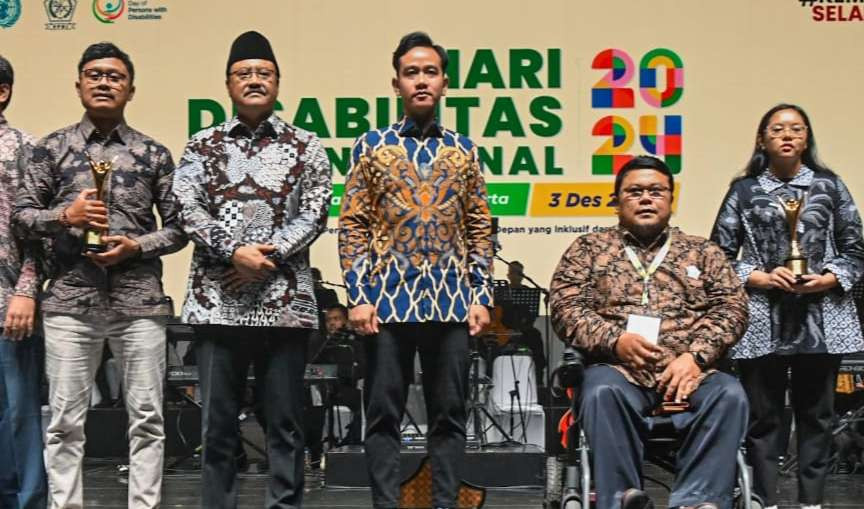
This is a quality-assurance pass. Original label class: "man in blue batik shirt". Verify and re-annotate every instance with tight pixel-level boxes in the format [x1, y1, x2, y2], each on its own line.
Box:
[338, 31, 494, 509]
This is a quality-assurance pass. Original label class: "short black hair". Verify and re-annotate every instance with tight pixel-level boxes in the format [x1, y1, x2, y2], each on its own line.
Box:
[614, 155, 674, 197]
[392, 31, 448, 74]
[0, 54, 13, 111]
[78, 42, 135, 83]
[325, 303, 348, 317]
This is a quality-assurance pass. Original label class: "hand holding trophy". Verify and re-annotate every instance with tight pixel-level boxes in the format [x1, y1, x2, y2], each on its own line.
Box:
[778, 192, 807, 283]
[84, 155, 112, 253]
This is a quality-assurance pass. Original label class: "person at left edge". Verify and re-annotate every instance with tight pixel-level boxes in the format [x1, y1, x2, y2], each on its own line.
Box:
[0, 53, 48, 509]
[13, 42, 187, 509]
[173, 31, 332, 509]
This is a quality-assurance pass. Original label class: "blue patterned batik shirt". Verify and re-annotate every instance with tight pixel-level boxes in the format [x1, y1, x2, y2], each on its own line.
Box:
[338, 117, 494, 323]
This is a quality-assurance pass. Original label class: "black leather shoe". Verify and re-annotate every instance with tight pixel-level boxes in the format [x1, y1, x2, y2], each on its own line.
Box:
[621, 488, 654, 509]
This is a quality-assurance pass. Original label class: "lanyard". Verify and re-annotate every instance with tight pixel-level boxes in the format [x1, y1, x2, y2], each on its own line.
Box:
[624, 236, 672, 306]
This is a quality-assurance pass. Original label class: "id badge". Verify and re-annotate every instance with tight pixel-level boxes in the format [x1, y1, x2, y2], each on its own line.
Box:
[626, 314, 661, 344]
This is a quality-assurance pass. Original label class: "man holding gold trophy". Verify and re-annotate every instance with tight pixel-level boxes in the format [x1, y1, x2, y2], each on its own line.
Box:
[14, 42, 187, 508]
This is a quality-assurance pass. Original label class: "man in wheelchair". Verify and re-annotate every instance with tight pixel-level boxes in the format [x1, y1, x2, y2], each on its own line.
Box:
[549, 156, 750, 509]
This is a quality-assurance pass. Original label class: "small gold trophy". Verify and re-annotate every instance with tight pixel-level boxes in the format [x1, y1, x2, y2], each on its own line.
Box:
[779, 193, 807, 282]
[84, 156, 112, 253]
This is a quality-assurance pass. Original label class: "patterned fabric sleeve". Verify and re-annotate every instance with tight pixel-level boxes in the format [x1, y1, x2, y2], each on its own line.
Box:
[270, 135, 332, 261]
[13, 138, 66, 238]
[134, 146, 188, 259]
[710, 184, 757, 284]
[687, 241, 750, 366]
[11, 135, 40, 298]
[338, 136, 373, 307]
[823, 177, 864, 292]
[549, 236, 624, 358]
[173, 135, 240, 262]
[465, 146, 494, 306]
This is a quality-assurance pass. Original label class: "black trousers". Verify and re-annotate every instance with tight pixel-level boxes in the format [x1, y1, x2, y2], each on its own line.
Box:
[364, 322, 470, 509]
[195, 325, 309, 509]
[303, 385, 326, 464]
[738, 353, 842, 506]
[580, 365, 748, 509]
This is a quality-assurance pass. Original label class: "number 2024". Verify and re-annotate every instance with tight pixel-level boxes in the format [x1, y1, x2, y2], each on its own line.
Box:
[591, 48, 683, 175]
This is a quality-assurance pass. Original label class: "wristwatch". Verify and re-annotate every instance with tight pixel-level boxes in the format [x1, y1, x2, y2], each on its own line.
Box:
[690, 351, 709, 371]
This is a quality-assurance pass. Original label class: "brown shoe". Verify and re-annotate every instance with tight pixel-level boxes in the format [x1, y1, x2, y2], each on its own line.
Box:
[621, 488, 654, 509]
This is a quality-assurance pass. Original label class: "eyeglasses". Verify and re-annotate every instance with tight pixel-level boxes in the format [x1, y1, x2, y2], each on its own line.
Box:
[764, 124, 808, 139]
[230, 68, 276, 82]
[81, 69, 128, 86]
[620, 186, 671, 201]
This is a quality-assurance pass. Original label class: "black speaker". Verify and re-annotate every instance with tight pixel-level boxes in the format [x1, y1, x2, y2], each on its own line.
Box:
[83, 404, 201, 458]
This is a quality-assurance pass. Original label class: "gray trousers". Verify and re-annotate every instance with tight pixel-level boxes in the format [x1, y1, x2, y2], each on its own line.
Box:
[580, 365, 748, 509]
[43, 314, 166, 509]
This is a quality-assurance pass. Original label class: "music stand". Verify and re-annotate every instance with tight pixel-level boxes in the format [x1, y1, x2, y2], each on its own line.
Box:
[493, 279, 512, 304]
[510, 288, 542, 321]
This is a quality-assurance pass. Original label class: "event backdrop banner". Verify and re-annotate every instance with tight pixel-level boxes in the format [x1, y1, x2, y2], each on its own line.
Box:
[1, 0, 862, 305]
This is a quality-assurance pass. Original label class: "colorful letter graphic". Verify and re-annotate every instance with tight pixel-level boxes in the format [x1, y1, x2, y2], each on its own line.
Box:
[640, 115, 682, 173]
[639, 49, 684, 108]
[592, 49, 635, 108]
[592, 115, 635, 175]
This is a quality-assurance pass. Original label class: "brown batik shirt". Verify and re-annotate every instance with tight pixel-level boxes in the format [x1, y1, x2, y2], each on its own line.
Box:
[549, 226, 748, 388]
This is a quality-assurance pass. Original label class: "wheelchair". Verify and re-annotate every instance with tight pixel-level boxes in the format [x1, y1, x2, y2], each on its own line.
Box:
[544, 347, 764, 509]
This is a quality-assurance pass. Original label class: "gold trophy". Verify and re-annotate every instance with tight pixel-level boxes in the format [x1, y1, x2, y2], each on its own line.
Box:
[778, 193, 807, 282]
[84, 156, 112, 253]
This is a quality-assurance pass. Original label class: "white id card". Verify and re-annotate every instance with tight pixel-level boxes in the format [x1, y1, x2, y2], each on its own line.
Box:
[626, 314, 661, 345]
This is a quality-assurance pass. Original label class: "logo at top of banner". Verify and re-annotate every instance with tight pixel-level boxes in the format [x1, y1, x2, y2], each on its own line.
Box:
[44, 0, 77, 30]
[92, 0, 124, 23]
[0, 0, 22, 29]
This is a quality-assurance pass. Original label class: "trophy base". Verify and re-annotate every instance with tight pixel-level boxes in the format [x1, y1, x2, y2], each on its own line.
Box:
[84, 229, 106, 254]
[786, 258, 808, 284]
[84, 244, 107, 254]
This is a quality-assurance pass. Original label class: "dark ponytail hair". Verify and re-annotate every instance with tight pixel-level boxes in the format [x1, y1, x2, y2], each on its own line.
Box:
[736, 103, 834, 182]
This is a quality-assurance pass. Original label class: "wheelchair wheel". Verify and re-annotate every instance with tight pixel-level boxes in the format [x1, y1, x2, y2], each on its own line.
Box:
[734, 493, 764, 509]
[560, 493, 582, 509]
[543, 456, 564, 508]
[543, 455, 584, 509]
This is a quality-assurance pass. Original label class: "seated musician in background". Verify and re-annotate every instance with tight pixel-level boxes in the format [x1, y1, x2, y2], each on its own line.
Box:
[305, 304, 365, 463]
[549, 156, 750, 509]
[323, 304, 365, 430]
[499, 260, 546, 389]
[507, 260, 527, 289]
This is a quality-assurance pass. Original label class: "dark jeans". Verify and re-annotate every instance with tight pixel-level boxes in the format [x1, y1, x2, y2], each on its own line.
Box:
[364, 322, 470, 509]
[0, 335, 47, 509]
[580, 365, 748, 509]
[738, 353, 842, 506]
[196, 325, 309, 509]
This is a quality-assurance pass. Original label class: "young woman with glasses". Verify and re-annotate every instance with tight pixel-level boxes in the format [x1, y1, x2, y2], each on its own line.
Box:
[710, 104, 864, 509]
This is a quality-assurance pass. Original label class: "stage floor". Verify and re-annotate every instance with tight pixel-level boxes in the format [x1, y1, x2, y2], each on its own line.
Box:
[79, 459, 864, 508]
